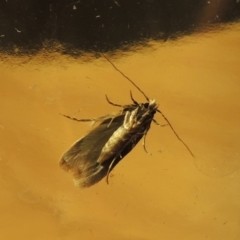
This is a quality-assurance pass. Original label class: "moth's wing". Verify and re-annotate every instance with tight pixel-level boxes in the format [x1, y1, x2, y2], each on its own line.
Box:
[60, 115, 125, 171]
[60, 115, 127, 188]
[77, 130, 144, 188]
[60, 104, 155, 188]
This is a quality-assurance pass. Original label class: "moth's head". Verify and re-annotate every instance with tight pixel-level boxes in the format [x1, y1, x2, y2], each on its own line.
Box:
[149, 99, 158, 112]
[143, 99, 158, 111]
[139, 99, 158, 116]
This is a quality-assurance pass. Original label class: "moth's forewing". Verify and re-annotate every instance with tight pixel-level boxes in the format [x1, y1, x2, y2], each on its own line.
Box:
[60, 101, 157, 188]
[60, 104, 139, 171]
[60, 115, 126, 187]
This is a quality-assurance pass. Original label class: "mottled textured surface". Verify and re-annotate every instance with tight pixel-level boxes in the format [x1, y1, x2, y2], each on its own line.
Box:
[0, 23, 240, 240]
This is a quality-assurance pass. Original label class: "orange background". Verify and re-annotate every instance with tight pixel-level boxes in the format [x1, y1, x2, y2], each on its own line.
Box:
[0, 23, 240, 240]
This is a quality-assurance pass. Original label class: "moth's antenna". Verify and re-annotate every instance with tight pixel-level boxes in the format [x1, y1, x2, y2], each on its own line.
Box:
[157, 109, 194, 157]
[102, 54, 194, 157]
[102, 54, 149, 101]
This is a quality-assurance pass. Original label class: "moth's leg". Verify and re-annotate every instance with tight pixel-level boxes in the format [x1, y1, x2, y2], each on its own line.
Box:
[106, 94, 137, 116]
[153, 119, 168, 127]
[120, 108, 125, 115]
[60, 113, 95, 122]
[106, 157, 117, 184]
[105, 95, 123, 107]
[107, 117, 115, 128]
[153, 119, 160, 125]
[142, 127, 152, 155]
[142, 120, 168, 154]
[143, 134, 150, 155]
[106, 112, 126, 127]
[130, 90, 139, 106]
[60, 113, 115, 127]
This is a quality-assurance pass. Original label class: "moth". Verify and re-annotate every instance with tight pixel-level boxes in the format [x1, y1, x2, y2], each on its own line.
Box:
[60, 55, 194, 188]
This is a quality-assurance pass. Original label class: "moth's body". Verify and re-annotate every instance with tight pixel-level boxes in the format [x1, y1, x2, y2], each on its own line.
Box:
[98, 100, 157, 164]
[60, 99, 158, 188]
